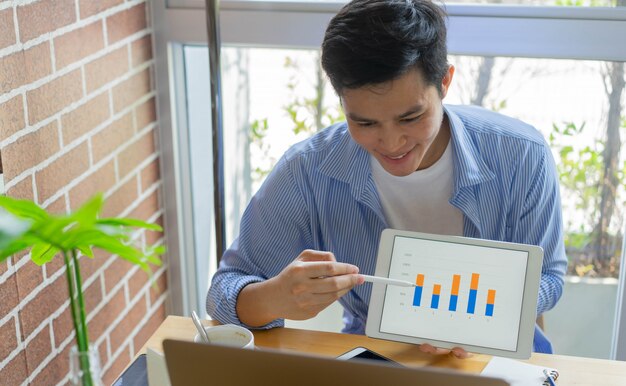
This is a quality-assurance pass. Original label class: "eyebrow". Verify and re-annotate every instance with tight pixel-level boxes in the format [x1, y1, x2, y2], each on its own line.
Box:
[347, 105, 425, 122]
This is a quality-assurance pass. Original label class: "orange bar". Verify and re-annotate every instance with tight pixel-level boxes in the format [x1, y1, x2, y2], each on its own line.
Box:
[433, 284, 441, 296]
[487, 289, 496, 304]
[451, 274, 461, 296]
[416, 274, 424, 287]
[470, 273, 480, 290]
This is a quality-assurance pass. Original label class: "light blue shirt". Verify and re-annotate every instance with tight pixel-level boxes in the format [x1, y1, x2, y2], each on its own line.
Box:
[207, 105, 567, 353]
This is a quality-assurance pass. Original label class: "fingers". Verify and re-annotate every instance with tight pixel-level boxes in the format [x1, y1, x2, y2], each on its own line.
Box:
[306, 289, 352, 307]
[309, 274, 361, 294]
[419, 344, 450, 355]
[301, 261, 359, 279]
[269, 249, 362, 320]
[295, 250, 359, 278]
[419, 344, 471, 359]
[297, 250, 336, 262]
[451, 347, 471, 359]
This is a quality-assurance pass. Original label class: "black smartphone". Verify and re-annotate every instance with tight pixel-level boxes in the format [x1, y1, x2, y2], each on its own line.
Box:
[336, 347, 402, 366]
[112, 353, 148, 386]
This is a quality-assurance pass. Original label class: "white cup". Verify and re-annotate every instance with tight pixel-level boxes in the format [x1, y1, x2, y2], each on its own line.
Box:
[193, 324, 255, 349]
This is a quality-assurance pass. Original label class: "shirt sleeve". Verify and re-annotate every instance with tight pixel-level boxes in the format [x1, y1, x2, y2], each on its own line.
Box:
[205, 155, 313, 329]
[516, 144, 568, 315]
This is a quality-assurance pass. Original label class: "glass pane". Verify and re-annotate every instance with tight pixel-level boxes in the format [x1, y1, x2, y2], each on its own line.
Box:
[220, 46, 626, 356]
[183, 45, 217, 315]
[221, 47, 342, 246]
[221, 47, 346, 332]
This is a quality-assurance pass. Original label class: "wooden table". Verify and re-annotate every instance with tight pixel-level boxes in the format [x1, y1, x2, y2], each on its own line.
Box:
[141, 316, 626, 385]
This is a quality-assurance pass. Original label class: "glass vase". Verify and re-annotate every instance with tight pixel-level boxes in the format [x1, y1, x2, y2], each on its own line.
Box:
[69, 345, 104, 386]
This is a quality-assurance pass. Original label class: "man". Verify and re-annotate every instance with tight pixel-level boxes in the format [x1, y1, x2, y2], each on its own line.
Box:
[207, 0, 567, 356]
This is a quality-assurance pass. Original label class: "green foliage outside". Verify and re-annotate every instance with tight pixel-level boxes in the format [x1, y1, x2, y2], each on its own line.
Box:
[249, 53, 344, 184]
[250, 117, 272, 183]
[283, 55, 345, 136]
[550, 120, 626, 277]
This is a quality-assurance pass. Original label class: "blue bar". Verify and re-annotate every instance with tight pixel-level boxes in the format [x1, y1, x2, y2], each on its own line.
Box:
[431, 294, 440, 309]
[449, 295, 458, 311]
[486, 303, 494, 317]
[467, 289, 477, 314]
[413, 286, 423, 307]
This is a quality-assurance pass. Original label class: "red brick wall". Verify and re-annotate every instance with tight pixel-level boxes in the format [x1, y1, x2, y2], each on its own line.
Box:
[0, 1, 167, 384]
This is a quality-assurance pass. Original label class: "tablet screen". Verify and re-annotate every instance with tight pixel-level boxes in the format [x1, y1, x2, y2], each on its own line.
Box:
[379, 235, 529, 352]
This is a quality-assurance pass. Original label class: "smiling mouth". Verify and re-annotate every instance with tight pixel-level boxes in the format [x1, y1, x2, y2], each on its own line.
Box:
[387, 153, 408, 160]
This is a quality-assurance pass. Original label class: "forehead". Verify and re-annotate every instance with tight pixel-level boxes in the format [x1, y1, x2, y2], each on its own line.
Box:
[340, 68, 436, 115]
[342, 67, 427, 95]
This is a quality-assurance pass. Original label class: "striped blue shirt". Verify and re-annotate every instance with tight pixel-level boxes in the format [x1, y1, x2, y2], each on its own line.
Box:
[207, 104, 567, 353]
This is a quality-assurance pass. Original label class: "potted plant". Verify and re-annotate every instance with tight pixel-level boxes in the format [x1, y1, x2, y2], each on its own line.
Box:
[0, 193, 165, 385]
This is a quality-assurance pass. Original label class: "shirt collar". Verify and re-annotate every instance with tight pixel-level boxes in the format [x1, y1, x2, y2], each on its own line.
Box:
[317, 123, 371, 201]
[445, 105, 496, 190]
[317, 106, 496, 198]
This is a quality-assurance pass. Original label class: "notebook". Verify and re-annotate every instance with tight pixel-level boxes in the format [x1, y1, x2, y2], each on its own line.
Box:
[481, 356, 559, 386]
[162, 339, 511, 386]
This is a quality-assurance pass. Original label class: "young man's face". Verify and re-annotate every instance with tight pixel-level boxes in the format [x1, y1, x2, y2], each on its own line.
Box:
[341, 66, 454, 177]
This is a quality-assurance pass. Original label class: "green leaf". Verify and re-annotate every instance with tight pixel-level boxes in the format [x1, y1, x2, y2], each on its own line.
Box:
[0, 196, 49, 222]
[143, 244, 165, 266]
[60, 228, 110, 250]
[96, 218, 163, 231]
[31, 242, 59, 265]
[31, 216, 76, 249]
[150, 245, 166, 255]
[72, 194, 104, 226]
[560, 146, 573, 157]
[77, 245, 94, 258]
[0, 237, 37, 262]
[147, 254, 162, 266]
[89, 235, 150, 269]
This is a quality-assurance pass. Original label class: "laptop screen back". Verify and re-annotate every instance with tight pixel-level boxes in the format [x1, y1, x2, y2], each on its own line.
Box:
[162, 339, 508, 386]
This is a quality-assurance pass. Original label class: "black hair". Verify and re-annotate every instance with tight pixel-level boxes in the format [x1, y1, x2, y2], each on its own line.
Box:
[321, 0, 448, 96]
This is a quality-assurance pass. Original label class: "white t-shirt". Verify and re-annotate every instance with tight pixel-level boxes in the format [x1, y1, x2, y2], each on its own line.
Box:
[370, 141, 463, 236]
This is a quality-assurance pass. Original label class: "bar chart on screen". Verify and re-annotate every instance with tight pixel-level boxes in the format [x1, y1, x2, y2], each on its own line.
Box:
[379, 236, 528, 351]
[411, 272, 497, 316]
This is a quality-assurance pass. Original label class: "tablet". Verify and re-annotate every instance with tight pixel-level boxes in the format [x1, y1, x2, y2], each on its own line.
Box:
[365, 229, 543, 359]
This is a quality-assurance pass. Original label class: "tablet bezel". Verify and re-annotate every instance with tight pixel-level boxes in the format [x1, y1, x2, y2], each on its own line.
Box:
[365, 229, 543, 359]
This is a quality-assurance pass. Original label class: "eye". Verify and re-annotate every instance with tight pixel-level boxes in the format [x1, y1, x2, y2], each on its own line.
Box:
[355, 121, 375, 127]
[400, 115, 420, 123]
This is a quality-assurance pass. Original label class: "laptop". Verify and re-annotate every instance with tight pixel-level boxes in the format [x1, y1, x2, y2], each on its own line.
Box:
[162, 339, 509, 386]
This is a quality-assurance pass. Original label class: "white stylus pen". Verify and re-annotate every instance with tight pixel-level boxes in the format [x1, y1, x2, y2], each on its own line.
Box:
[360, 274, 416, 287]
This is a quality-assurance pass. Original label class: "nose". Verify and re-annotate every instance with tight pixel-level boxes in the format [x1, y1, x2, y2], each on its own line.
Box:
[379, 124, 406, 153]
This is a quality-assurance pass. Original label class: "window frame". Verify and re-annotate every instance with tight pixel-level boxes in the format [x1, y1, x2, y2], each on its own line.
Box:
[152, 0, 626, 359]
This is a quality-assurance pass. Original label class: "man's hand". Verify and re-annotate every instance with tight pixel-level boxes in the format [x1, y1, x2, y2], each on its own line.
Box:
[418, 343, 471, 359]
[236, 250, 364, 326]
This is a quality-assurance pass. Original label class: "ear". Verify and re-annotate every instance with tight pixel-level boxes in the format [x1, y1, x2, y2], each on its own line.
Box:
[441, 65, 455, 99]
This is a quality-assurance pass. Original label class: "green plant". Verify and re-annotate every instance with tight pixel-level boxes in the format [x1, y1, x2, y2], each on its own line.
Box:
[249, 118, 272, 183]
[283, 53, 345, 136]
[550, 121, 626, 277]
[549, 121, 605, 225]
[0, 193, 164, 385]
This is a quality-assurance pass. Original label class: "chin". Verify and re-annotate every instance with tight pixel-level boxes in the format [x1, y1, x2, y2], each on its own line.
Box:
[380, 157, 420, 176]
[384, 167, 415, 177]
